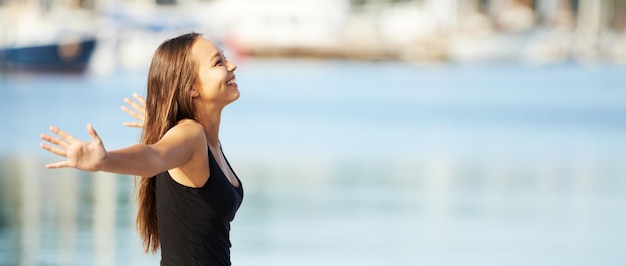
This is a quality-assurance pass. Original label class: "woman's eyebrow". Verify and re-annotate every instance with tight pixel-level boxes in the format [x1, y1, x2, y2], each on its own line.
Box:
[209, 53, 220, 61]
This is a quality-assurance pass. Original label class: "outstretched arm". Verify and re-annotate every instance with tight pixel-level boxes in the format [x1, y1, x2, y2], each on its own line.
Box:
[121, 93, 146, 128]
[40, 120, 206, 177]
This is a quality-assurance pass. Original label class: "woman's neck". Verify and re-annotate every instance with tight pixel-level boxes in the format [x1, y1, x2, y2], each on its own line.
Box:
[196, 106, 222, 148]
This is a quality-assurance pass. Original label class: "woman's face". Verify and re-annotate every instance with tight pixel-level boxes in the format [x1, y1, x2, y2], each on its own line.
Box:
[191, 38, 239, 106]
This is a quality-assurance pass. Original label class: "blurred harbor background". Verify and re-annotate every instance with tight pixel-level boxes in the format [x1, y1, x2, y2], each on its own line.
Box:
[2, 0, 626, 70]
[1, 0, 626, 265]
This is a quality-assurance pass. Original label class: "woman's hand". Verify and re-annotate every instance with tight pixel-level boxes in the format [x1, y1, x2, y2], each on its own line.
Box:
[121, 93, 146, 128]
[40, 124, 107, 171]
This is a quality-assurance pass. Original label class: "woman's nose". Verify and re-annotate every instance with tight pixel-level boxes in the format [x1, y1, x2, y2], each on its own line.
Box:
[227, 60, 237, 71]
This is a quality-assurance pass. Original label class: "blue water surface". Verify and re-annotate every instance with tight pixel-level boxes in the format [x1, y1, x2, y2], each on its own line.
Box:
[0, 60, 625, 266]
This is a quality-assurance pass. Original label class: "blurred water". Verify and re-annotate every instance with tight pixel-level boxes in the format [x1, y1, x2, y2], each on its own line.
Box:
[0, 60, 625, 266]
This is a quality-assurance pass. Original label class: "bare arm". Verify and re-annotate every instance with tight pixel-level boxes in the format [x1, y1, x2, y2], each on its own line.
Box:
[40, 120, 205, 177]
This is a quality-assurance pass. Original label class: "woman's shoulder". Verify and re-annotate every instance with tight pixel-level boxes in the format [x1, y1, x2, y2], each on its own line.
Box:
[164, 119, 206, 142]
[176, 118, 203, 128]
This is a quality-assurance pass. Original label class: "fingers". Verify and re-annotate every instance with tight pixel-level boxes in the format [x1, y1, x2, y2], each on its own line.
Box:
[124, 95, 146, 115]
[45, 161, 71, 169]
[40, 133, 68, 149]
[48, 125, 77, 143]
[121, 106, 143, 120]
[132, 93, 146, 107]
[40, 124, 88, 159]
[121, 105, 145, 128]
[122, 93, 146, 128]
[123, 98, 145, 114]
[122, 93, 147, 128]
[40, 142, 66, 158]
[40, 126, 72, 155]
[86, 123, 101, 143]
[123, 122, 143, 128]
[40, 124, 97, 170]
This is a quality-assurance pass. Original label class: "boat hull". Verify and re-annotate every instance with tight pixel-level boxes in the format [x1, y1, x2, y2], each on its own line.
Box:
[0, 39, 96, 72]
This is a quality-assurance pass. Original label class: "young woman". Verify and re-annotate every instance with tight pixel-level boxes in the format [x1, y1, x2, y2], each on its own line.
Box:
[40, 32, 244, 265]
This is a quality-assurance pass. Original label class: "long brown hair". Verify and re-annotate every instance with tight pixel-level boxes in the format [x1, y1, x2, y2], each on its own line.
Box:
[136, 32, 200, 253]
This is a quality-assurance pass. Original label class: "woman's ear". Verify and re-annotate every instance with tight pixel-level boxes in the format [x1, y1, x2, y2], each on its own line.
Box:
[191, 87, 199, 98]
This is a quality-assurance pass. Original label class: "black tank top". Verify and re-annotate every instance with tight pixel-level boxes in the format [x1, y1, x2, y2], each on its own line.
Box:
[155, 146, 244, 266]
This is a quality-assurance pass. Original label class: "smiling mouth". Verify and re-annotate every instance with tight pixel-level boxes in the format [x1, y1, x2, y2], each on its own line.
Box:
[226, 77, 236, 86]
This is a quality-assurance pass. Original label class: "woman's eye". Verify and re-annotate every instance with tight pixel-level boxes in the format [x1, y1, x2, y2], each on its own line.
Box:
[215, 60, 223, 66]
